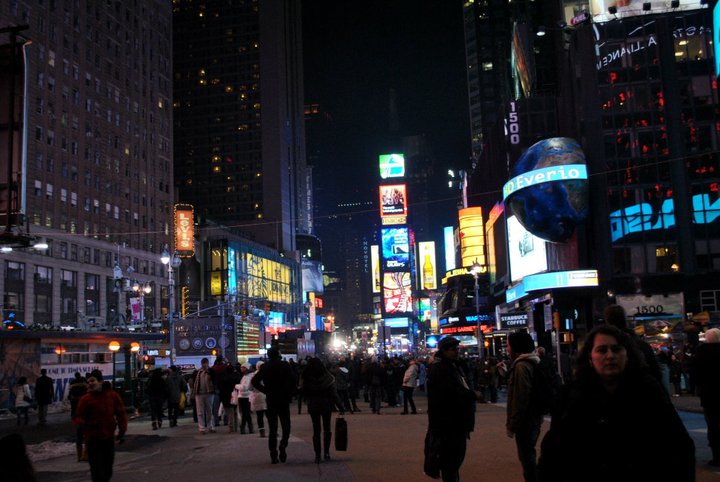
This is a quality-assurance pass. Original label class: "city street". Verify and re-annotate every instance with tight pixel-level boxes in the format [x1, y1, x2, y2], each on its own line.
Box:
[2, 393, 718, 482]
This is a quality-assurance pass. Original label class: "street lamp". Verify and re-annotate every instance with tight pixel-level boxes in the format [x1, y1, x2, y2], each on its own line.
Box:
[471, 259, 484, 362]
[108, 340, 121, 389]
[132, 280, 152, 330]
[160, 246, 181, 364]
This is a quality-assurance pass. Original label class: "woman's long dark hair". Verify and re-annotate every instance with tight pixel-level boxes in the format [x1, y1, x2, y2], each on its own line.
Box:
[302, 357, 327, 381]
[575, 324, 646, 382]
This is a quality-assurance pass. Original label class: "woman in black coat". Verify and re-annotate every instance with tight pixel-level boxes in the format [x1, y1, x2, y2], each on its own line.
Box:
[538, 325, 695, 482]
[300, 358, 343, 463]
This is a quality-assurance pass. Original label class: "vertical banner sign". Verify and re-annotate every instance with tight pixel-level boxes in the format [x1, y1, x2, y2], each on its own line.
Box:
[418, 241, 437, 290]
[444, 226, 456, 271]
[174, 204, 195, 257]
[459, 207, 486, 269]
[371, 245, 381, 293]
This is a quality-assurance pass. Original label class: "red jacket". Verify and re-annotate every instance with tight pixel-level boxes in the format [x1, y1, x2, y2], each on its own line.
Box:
[73, 383, 128, 441]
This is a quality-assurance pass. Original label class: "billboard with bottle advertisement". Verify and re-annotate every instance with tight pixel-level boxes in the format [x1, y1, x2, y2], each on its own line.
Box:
[371, 244, 381, 293]
[418, 241, 437, 290]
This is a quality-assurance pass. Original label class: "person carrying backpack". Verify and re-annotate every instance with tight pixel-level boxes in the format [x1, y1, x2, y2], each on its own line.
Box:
[506, 331, 544, 482]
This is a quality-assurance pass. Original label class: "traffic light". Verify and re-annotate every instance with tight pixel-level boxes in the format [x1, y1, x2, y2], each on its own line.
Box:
[181, 286, 189, 317]
[264, 301, 271, 315]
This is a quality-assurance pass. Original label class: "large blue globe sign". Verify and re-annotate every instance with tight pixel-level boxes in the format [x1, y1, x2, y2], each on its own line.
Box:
[503, 137, 589, 243]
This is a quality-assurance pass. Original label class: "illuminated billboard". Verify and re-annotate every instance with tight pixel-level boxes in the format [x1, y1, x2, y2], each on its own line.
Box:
[385, 317, 410, 328]
[228, 247, 237, 296]
[418, 241, 437, 290]
[459, 207, 486, 269]
[379, 184, 408, 221]
[591, 0, 705, 24]
[506, 270, 599, 302]
[444, 226, 456, 271]
[371, 244, 381, 293]
[382, 228, 410, 271]
[507, 215, 547, 283]
[383, 272, 413, 315]
[174, 204, 195, 257]
[716, 3, 720, 76]
[418, 298, 432, 323]
[379, 154, 405, 179]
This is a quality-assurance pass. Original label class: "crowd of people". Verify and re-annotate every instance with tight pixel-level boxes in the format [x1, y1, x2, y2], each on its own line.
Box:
[5, 303, 720, 481]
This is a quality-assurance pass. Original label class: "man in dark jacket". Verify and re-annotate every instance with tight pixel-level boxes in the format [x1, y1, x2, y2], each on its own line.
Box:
[35, 368, 54, 426]
[506, 331, 543, 482]
[73, 370, 127, 482]
[252, 347, 297, 464]
[427, 337, 478, 482]
[694, 328, 720, 466]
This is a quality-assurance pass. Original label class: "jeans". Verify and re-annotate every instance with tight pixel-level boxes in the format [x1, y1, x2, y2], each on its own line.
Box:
[369, 386, 383, 413]
[224, 402, 238, 431]
[16, 406, 29, 425]
[195, 394, 215, 432]
[239, 398, 253, 432]
[167, 401, 180, 425]
[149, 397, 164, 423]
[402, 387, 416, 413]
[87, 438, 115, 482]
[310, 411, 332, 457]
[255, 409, 266, 430]
[704, 407, 720, 461]
[437, 431, 467, 482]
[515, 422, 542, 482]
[267, 402, 291, 459]
[38, 403, 49, 424]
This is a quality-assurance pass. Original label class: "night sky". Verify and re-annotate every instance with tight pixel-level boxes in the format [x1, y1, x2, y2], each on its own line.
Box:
[302, 0, 470, 225]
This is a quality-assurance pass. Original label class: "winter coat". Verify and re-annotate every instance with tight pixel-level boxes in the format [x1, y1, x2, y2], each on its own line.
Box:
[73, 383, 128, 442]
[166, 372, 188, 404]
[251, 358, 297, 406]
[538, 372, 695, 482]
[693, 341, 720, 408]
[426, 356, 476, 435]
[145, 375, 168, 401]
[193, 368, 215, 395]
[14, 384, 32, 408]
[402, 363, 419, 388]
[219, 371, 241, 406]
[35, 375, 54, 404]
[237, 372, 254, 399]
[249, 361, 267, 411]
[506, 353, 543, 434]
[68, 378, 88, 416]
[301, 370, 339, 415]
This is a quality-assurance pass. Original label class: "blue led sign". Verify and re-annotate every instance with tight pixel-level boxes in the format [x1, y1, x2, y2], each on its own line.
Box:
[506, 270, 599, 302]
[503, 164, 587, 200]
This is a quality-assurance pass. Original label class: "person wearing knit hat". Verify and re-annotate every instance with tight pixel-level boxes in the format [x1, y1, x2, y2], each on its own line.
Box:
[426, 336, 478, 480]
[236, 363, 255, 434]
[250, 361, 268, 437]
[506, 330, 541, 482]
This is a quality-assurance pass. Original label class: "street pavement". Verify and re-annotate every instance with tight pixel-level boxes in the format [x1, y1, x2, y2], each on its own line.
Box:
[1, 392, 718, 481]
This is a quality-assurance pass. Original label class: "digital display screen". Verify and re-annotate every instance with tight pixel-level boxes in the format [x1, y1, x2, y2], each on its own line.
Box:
[507, 215, 547, 283]
[381, 228, 410, 271]
[379, 184, 408, 218]
[383, 272, 413, 314]
[379, 153, 405, 179]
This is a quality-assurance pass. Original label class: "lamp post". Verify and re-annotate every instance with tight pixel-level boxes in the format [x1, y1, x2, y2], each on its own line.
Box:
[471, 260, 484, 362]
[161, 247, 181, 364]
[108, 341, 121, 389]
[132, 280, 152, 330]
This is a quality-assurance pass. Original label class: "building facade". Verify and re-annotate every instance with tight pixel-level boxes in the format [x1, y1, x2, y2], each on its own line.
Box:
[0, 1, 174, 329]
[172, 0, 308, 255]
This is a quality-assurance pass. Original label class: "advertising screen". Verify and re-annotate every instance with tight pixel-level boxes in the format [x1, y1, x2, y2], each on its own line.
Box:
[418, 241, 437, 290]
[459, 207, 486, 269]
[385, 317, 409, 328]
[379, 184, 408, 218]
[379, 153, 406, 179]
[716, 3, 720, 77]
[174, 204, 195, 257]
[444, 226, 456, 271]
[590, 0, 705, 23]
[383, 272, 413, 314]
[371, 244, 381, 293]
[418, 297, 432, 322]
[381, 228, 410, 271]
[228, 247, 237, 296]
[507, 215, 547, 282]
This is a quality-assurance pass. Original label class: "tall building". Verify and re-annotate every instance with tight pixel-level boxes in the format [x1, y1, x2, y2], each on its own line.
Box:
[0, 1, 174, 328]
[173, 0, 308, 255]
